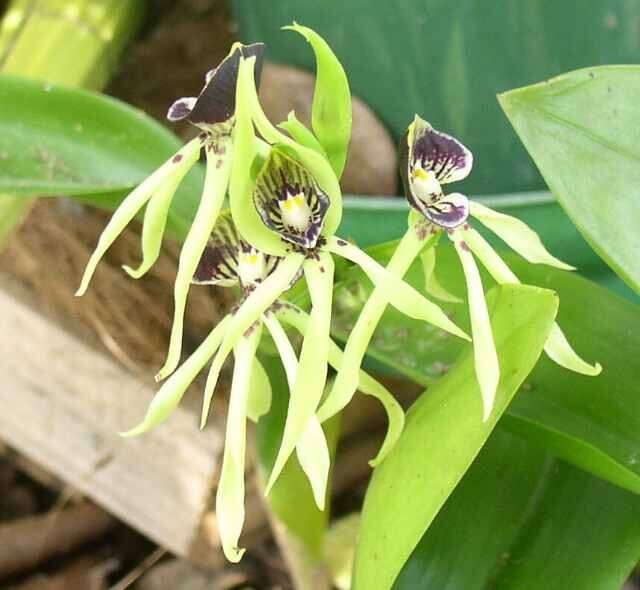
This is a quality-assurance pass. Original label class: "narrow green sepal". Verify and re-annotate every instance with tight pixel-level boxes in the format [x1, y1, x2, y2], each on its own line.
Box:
[157, 140, 233, 381]
[76, 137, 203, 296]
[325, 236, 470, 341]
[216, 326, 261, 562]
[265, 253, 334, 496]
[451, 233, 500, 422]
[283, 23, 352, 179]
[120, 316, 229, 437]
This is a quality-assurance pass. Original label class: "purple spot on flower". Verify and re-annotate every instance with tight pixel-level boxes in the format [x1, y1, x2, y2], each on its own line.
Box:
[172, 154, 183, 163]
[337, 239, 348, 246]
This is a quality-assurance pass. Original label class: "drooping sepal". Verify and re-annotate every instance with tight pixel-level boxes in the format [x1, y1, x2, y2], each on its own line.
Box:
[450, 231, 500, 421]
[469, 201, 575, 270]
[254, 148, 330, 249]
[216, 326, 262, 563]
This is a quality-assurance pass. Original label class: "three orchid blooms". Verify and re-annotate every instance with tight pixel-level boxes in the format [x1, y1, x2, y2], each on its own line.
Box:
[75, 25, 600, 562]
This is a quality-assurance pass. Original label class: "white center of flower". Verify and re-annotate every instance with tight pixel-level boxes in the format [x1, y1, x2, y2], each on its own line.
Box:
[411, 166, 442, 201]
[278, 191, 311, 233]
[238, 247, 268, 286]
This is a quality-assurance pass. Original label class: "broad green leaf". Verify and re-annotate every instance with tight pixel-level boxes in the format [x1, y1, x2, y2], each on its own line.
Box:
[394, 427, 640, 590]
[284, 24, 352, 178]
[332, 240, 640, 496]
[499, 66, 640, 294]
[353, 284, 558, 590]
[0, 74, 204, 238]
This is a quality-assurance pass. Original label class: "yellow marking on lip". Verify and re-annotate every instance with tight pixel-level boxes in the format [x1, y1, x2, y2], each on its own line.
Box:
[413, 167, 429, 181]
[247, 254, 258, 264]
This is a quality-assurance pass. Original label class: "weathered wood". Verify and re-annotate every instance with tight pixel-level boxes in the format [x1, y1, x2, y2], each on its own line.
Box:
[0, 283, 224, 559]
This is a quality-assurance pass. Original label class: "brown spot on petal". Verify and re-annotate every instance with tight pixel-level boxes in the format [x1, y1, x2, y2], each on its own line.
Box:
[460, 240, 470, 251]
[463, 223, 470, 230]
[216, 159, 223, 169]
[172, 154, 183, 163]
[337, 239, 348, 246]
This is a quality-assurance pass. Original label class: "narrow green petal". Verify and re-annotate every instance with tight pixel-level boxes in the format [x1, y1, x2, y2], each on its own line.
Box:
[464, 228, 601, 376]
[420, 245, 463, 303]
[296, 416, 331, 510]
[247, 356, 272, 423]
[243, 57, 343, 237]
[120, 315, 229, 437]
[276, 303, 405, 468]
[76, 137, 202, 296]
[461, 227, 519, 283]
[265, 253, 334, 496]
[216, 327, 261, 563]
[263, 311, 330, 507]
[232, 57, 289, 256]
[469, 201, 575, 271]
[157, 142, 233, 381]
[122, 157, 195, 279]
[315, 227, 428, 422]
[200, 254, 303, 427]
[278, 111, 327, 156]
[283, 23, 352, 178]
[262, 312, 299, 389]
[451, 234, 500, 422]
[544, 323, 602, 376]
[325, 236, 469, 341]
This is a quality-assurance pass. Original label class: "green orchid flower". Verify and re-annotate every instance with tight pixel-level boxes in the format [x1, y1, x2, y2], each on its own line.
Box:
[75, 42, 265, 382]
[226, 52, 470, 501]
[320, 115, 601, 425]
[120, 210, 404, 562]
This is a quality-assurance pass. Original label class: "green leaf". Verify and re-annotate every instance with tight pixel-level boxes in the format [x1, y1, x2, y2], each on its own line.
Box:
[394, 427, 640, 590]
[0, 74, 204, 238]
[352, 284, 558, 590]
[499, 66, 640, 294]
[284, 23, 352, 178]
[332, 240, 640, 496]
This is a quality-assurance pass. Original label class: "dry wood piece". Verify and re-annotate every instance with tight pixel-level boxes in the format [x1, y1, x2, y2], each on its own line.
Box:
[0, 502, 114, 579]
[0, 282, 225, 560]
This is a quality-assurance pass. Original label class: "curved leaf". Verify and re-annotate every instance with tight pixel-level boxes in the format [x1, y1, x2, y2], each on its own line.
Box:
[394, 428, 640, 590]
[353, 284, 558, 590]
[0, 73, 204, 238]
[499, 66, 640, 293]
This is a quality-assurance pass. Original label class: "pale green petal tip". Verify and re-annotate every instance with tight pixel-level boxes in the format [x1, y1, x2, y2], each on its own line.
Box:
[223, 545, 246, 564]
[119, 423, 149, 438]
[122, 262, 152, 280]
[544, 323, 602, 377]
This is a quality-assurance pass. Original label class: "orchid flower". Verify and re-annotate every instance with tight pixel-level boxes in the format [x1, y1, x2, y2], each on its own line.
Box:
[75, 42, 265, 382]
[223, 49, 470, 501]
[120, 210, 404, 562]
[321, 115, 601, 426]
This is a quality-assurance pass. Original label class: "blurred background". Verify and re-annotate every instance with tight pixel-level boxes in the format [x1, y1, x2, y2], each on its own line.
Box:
[0, 1, 638, 589]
